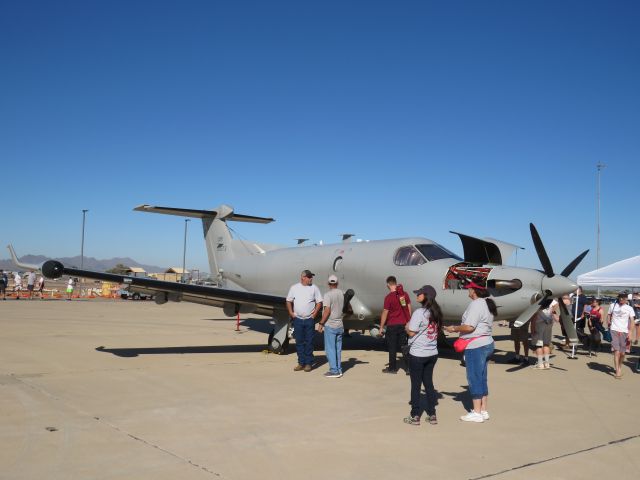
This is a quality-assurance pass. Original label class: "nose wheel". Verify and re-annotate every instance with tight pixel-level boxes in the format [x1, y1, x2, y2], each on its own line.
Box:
[267, 325, 290, 354]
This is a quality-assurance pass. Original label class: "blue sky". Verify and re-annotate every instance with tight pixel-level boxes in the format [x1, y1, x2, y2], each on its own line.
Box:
[1, 0, 638, 277]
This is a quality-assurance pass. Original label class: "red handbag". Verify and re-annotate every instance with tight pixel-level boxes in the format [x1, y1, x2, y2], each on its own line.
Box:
[453, 336, 481, 353]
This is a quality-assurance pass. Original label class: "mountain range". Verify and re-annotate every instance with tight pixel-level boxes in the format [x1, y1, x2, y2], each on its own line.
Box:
[0, 254, 166, 273]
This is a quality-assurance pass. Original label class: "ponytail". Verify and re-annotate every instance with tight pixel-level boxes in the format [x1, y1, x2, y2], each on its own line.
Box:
[475, 288, 498, 316]
[422, 297, 443, 331]
[485, 298, 498, 316]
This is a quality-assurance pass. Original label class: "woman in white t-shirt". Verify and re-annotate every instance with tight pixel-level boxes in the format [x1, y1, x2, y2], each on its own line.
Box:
[403, 285, 442, 426]
[607, 294, 636, 379]
[444, 282, 497, 423]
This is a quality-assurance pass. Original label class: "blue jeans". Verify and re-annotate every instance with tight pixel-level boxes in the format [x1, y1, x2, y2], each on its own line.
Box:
[465, 343, 494, 400]
[324, 325, 344, 374]
[294, 317, 315, 366]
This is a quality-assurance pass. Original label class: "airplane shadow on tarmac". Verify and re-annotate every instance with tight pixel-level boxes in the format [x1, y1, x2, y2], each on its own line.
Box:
[95, 344, 269, 357]
[439, 387, 473, 412]
[94, 318, 536, 366]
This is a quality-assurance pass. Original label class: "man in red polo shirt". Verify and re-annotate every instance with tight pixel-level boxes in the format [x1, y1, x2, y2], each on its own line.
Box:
[379, 275, 412, 374]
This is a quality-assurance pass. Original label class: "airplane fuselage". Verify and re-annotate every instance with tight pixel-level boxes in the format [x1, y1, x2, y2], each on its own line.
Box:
[218, 236, 554, 328]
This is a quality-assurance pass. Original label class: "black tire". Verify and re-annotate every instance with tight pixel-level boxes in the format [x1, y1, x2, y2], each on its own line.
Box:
[132, 293, 141, 301]
[267, 329, 289, 354]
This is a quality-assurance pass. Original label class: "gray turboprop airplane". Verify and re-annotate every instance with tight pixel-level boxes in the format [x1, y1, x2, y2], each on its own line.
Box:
[10, 203, 587, 353]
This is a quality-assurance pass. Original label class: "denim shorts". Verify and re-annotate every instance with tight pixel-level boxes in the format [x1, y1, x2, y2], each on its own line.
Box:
[465, 342, 494, 400]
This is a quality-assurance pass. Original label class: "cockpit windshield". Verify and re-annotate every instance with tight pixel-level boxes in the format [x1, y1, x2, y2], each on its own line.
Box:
[393, 246, 426, 266]
[415, 243, 462, 261]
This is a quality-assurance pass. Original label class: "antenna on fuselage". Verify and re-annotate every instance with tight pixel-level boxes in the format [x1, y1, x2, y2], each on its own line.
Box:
[341, 233, 355, 243]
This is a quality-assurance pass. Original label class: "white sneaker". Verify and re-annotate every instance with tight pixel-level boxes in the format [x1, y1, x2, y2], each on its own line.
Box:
[460, 411, 484, 423]
[481, 410, 490, 421]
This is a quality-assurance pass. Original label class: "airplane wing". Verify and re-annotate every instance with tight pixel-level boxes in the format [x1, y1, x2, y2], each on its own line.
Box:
[41, 260, 287, 318]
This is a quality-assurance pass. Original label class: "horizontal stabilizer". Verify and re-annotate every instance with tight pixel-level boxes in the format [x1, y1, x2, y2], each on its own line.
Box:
[134, 204, 274, 224]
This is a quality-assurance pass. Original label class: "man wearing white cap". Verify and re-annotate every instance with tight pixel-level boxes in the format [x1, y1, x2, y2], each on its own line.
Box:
[317, 275, 345, 378]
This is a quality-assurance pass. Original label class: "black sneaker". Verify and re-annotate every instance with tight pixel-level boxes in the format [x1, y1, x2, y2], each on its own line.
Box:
[381, 367, 398, 374]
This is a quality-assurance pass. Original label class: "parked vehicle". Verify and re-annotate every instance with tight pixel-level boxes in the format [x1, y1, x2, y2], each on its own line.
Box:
[118, 288, 152, 301]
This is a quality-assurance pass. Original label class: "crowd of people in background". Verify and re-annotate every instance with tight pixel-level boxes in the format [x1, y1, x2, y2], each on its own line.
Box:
[0, 269, 48, 300]
[284, 268, 638, 427]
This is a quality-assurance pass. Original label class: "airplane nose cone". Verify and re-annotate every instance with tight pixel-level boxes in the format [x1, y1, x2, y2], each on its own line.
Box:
[542, 275, 577, 296]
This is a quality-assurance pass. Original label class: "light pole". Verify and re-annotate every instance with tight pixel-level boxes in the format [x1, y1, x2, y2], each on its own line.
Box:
[596, 162, 606, 298]
[81, 209, 89, 270]
[182, 219, 190, 283]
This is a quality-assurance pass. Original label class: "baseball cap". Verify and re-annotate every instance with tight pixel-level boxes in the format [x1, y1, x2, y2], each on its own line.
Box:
[301, 269, 315, 278]
[413, 284, 437, 300]
[328, 275, 338, 284]
[463, 281, 486, 290]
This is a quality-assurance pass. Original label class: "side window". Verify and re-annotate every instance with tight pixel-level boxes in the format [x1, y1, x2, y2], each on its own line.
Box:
[393, 246, 426, 266]
[333, 256, 343, 272]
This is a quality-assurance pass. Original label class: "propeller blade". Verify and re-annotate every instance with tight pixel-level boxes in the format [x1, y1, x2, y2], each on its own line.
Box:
[530, 224, 554, 277]
[560, 250, 589, 277]
[556, 296, 578, 344]
[512, 298, 545, 328]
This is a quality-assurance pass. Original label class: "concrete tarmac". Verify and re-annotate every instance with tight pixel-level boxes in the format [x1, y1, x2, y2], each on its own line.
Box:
[1, 299, 639, 479]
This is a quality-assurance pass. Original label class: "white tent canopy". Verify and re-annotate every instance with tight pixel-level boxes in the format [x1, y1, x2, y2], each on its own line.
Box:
[577, 255, 640, 287]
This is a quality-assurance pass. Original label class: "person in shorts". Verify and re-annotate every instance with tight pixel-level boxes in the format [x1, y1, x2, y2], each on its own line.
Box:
[607, 293, 635, 379]
[66, 277, 75, 300]
[26, 271, 36, 299]
[531, 300, 557, 370]
[508, 320, 530, 365]
[13, 272, 22, 300]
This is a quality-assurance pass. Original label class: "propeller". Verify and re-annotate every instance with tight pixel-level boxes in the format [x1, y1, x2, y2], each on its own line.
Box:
[512, 224, 589, 330]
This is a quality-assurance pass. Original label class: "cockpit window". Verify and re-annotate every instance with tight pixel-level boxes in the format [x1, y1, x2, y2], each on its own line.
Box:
[393, 246, 426, 266]
[415, 243, 462, 261]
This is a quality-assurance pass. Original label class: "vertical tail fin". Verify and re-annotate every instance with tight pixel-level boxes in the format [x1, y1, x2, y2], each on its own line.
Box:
[6, 245, 43, 271]
[133, 204, 274, 277]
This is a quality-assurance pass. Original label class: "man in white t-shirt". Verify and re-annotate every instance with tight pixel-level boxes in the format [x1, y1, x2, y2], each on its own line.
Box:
[286, 269, 323, 372]
[13, 272, 22, 300]
[607, 293, 636, 379]
[26, 271, 36, 299]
